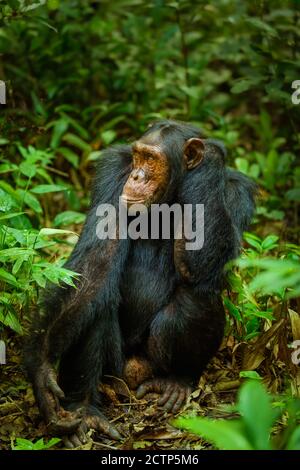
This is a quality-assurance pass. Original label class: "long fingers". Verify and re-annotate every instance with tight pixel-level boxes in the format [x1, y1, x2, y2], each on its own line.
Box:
[47, 374, 65, 400]
[163, 390, 179, 412]
[157, 385, 173, 406]
[136, 379, 192, 413]
[88, 415, 122, 441]
[48, 408, 84, 435]
[172, 388, 189, 413]
[64, 433, 82, 449]
[63, 414, 122, 448]
[136, 380, 164, 398]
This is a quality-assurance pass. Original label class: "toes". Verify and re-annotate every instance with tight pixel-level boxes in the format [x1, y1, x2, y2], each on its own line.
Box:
[49, 415, 82, 435]
[136, 383, 148, 398]
[136, 379, 192, 413]
[171, 386, 192, 413]
[95, 416, 122, 441]
[172, 389, 186, 413]
[77, 425, 87, 444]
[69, 433, 82, 448]
[63, 436, 75, 449]
[163, 391, 179, 412]
[136, 380, 163, 398]
[136, 381, 153, 398]
[63, 433, 82, 449]
[157, 386, 172, 406]
[63, 423, 88, 449]
[47, 377, 65, 400]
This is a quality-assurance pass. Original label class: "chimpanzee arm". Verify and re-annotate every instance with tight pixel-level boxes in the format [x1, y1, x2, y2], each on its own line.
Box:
[24, 145, 132, 431]
[174, 140, 240, 291]
[174, 141, 257, 290]
[137, 284, 225, 412]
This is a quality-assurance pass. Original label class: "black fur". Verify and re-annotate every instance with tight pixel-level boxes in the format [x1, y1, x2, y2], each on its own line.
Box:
[24, 120, 257, 415]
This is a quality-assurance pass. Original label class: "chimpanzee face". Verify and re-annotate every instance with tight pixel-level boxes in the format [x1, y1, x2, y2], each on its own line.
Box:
[121, 141, 170, 207]
[121, 122, 205, 208]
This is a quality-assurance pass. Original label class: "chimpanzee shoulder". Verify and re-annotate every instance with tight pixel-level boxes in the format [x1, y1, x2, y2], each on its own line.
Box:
[91, 144, 132, 206]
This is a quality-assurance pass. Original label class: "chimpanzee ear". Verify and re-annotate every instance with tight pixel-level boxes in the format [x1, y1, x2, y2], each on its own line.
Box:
[183, 138, 205, 170]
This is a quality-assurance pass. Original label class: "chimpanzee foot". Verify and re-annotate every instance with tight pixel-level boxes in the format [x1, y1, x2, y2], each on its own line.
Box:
[136, 378, 192, 413]
[63, 405, 121, 449]
[47, 407, 83, 436]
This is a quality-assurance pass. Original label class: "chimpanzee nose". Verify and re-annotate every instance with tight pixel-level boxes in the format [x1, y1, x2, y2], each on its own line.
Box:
[132, 168, 145, 181]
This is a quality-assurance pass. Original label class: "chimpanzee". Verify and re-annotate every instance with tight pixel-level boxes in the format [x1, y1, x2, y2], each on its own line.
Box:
[25, 120, 256, 447]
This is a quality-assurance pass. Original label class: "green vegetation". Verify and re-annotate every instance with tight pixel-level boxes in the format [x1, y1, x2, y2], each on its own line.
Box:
[12, 437, 60, 451]
[0, 0, 299, 450]
[176, 380, 300, 450]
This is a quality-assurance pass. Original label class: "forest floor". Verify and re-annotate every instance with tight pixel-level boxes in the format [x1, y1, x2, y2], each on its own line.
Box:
[1, 323, 295, 451]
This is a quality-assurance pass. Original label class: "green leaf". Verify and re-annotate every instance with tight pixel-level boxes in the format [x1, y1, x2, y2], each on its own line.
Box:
[39, 228, 77, 236]
[12, 437, 60, 450]
[62, 133, 91, 152]
[53, 211, 85, 227]
[239, 258, 300, 297]
[42, 437, 61, 449]
[87, 150, 102, 162]
[101, 130, 116, 145]
[0, 308, 23, 334]
[223, 298, 242, 322]
[246, 17, 278, 37]
[239, 371, 261, 380]
[231, 79, 254, 94]
[13, 438, 35, 450]
[19, 162, 37, 178]
[238, 380, 276, 450]
[0, 247, 36, 261]
[12, 258, 24, 276]
[175, 417, 253, 450]
[57, 147, 79, 168]
[235, 158, 249, 175]
[31, 184, 67, 194]
[43, 268, 60, 284]
[261, 235, 279, 251]
[50, 119, 69, 148]
[287, 426, 300, 450]
[0, 212, 24, 221]
[0, 268, 19, 287]
[32, 270, 47, 288]
[243, 232, 262, 251]
[17, 190, 42, 214]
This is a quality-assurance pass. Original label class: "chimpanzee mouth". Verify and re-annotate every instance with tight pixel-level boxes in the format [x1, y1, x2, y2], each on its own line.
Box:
[120, 195, 146, 206]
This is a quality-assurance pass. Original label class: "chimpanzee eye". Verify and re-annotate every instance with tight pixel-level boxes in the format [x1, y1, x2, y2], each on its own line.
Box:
[145, 153, 155, 162]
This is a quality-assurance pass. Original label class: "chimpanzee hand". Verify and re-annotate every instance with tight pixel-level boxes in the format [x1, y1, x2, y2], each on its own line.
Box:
[63, 405, 122, 448]
[35, 363, 82, 435]
[136, 378, 192, 413]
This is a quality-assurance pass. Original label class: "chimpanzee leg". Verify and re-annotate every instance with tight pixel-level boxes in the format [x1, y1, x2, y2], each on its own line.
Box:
[57, 306, 124, 448]
[137, 285, 225, 412]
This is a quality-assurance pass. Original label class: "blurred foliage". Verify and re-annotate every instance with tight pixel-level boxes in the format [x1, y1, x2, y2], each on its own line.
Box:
[0, 0, 299, 444]
[176, 380, 300, 450]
